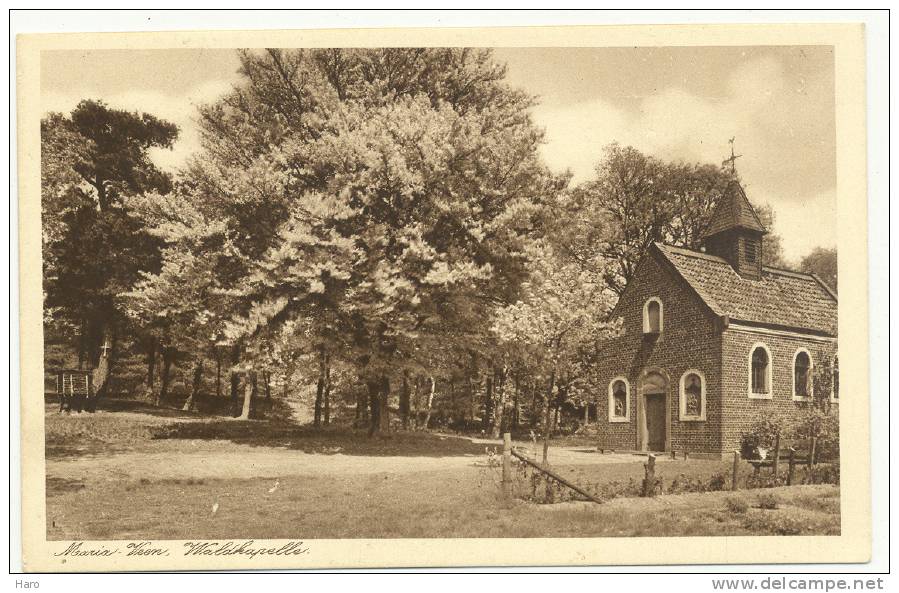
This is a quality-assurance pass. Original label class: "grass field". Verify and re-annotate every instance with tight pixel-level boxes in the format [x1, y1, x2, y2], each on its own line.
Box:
[45, 401, 840, 540]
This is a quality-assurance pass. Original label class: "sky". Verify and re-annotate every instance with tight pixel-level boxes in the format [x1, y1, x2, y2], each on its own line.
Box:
[41, 46, 836, 263]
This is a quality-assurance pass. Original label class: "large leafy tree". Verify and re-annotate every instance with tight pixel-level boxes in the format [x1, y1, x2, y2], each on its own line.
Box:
[492, 209, 623, 458]
[41, 100, 178, 397]
[572, 143, 787, 294]
[800, 246, 838, 293]
[128, 49, 564, 429]
[752, 202, 787, 270]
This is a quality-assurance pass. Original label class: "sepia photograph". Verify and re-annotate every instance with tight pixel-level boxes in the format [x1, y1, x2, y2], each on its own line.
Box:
[14, 18, 876, 572]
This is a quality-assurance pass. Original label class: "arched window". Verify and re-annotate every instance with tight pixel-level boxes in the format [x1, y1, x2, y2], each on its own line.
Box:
[831, 355, 839, 402]
[748, 343, 773, 399]
[643, 298, 663, 334]
[679, 370, 706, 421]
[608, 377, 630, 422]
[792, 349, 813, 401]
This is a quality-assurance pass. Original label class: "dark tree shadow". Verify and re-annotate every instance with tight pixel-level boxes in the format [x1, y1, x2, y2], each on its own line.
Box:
[46, 477, 86, 496]
[152, 420, 490, 457]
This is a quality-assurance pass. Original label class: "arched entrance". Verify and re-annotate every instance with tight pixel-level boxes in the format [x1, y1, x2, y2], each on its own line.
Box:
[637, 370, 670, 452]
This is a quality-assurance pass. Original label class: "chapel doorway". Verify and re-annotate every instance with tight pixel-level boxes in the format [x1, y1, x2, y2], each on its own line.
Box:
[644, 394, 666, 452]
[639, 371, 669, 452]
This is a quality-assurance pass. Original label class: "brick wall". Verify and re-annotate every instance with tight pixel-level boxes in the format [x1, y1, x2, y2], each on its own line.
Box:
[595, 251, 723, 454]
[720, 328, 838, 453]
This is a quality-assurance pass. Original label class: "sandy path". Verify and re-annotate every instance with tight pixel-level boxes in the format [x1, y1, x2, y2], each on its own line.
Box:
[46, 442, 646, 483]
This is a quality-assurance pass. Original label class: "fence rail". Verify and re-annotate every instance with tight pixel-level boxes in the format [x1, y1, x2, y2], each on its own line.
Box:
[504, 434, 603, 504]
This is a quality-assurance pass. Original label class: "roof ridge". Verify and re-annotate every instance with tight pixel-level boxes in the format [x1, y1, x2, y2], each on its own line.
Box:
[762, 265, 811, 278]
[808, 272, 839, 302]
[655, 242, 729, 264]
[652, 241, 837, 335]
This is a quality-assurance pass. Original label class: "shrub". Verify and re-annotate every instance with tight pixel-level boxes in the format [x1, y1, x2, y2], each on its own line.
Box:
[745, 472, 786, 489]
[793, 406, 840, 462]
[668, 473, 708, 494]
[641, 475, 663, 497]
[757, 493, 779, 510]
[513, 464, 606, 504]
[798, 463, 840, 485]
[742, 513, 804, 535]
[794, 493, 840, 514]
[707, 471, 728, 492]
[725, 496, 749, 514]
[599, 478, 643, 500]
[740, 412, 793, 460]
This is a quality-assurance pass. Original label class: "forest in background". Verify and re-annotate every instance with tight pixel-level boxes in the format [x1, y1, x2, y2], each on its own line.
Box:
[41, 48, 838, 435]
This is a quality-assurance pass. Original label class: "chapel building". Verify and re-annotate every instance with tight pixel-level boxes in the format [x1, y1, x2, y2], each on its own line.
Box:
[595, 181, 838, 458]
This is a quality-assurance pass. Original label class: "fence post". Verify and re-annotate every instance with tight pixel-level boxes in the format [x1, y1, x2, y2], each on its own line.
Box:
[787, 447, 796, 486]
[671, 450, 676, 460]
[808, 436, 816, 469]
[502, 432, 512, 505]
[731, 450, 741, 491]
[772, 434, 781, 477]
[810, 436, 818, 466]
[642, 454, 656, 497]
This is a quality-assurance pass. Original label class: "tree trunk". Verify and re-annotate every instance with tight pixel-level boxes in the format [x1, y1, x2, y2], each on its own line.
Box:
[367, 379, 381, 437]
[553, 380, 567, 433]
[156, 347, 174, 407]
[584, 401, 590, 426]
[88, 324, 116, 410]
[264, 371, 271, 399]
[411, 376, 421, 430]
[468, 352, 479, 423]
[239, 370, 256, 420]
[422, 376, 436, 430]
[359, 388, 369, 424]
[482, 365, 494, 433]
[543, 371, 555, 464]
[450, 380, 459, 424]
[215, 348, 222, 397]
[491, 366, 507, 439]
[323, 360, 331, 426]
[77, 319, 87, 370]
[183, 359, 203, 412]
[314, 347, 331, 427]
[531, 379, 540, 428]
[229, 343, 241, 416]
[313, 371, 324, 428]
[145, 337, 157, 399]
[378, 375, 391, 433]
[400, 369, 411, 430]
[512, 374, 520, 430]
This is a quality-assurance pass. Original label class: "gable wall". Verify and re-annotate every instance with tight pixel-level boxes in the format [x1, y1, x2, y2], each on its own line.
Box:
[720, 328, 838, 453]
[595, 252, 723, 454]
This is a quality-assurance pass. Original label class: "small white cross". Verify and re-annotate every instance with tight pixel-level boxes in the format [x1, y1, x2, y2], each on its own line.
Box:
[100, 340, 111, 357]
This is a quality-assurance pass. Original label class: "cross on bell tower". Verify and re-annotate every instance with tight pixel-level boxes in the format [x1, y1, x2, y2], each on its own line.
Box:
[722, 136, 742, 174]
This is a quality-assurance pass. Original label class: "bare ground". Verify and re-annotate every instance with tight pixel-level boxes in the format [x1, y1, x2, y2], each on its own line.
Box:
[46, 438, 642, 482]
[44, 402, 840, 540]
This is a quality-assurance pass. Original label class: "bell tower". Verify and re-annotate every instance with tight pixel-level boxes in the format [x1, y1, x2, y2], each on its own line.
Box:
[702, 181, 767, 280]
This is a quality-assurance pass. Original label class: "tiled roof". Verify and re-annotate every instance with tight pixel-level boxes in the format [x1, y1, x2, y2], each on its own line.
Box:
[654, 243, 838, 336]
[703, 181, 767, 237]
